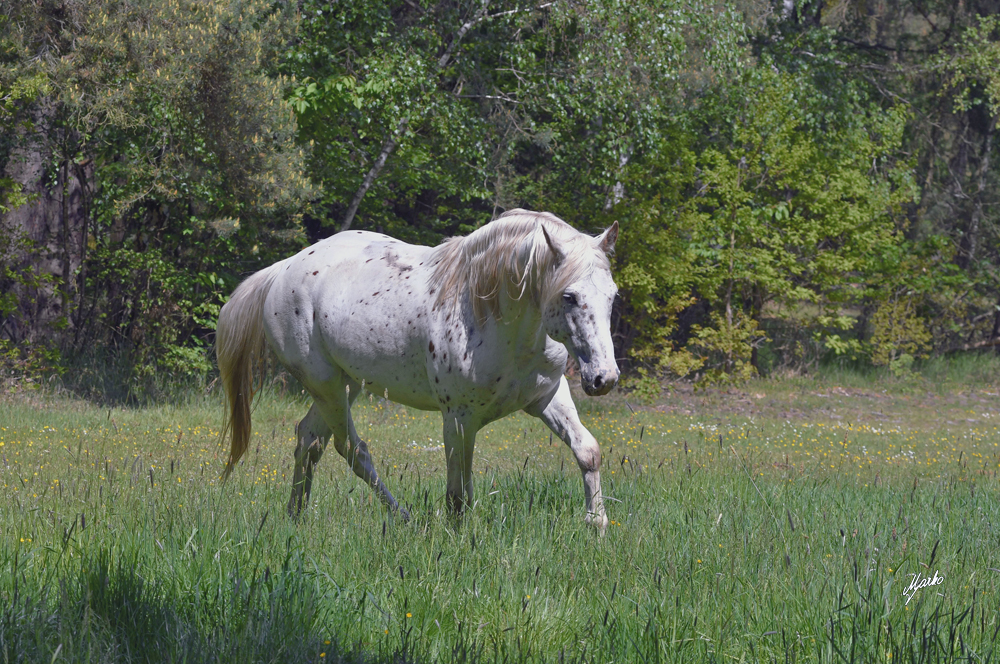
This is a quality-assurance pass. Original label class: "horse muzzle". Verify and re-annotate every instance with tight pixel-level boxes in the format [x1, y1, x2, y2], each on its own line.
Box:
[582, 368, 619, 396]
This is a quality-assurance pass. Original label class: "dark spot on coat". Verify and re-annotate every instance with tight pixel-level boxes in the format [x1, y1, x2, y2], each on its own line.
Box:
[366, 259, 373, 263]
[295, 309, 299, 315]
[312, 311, 316, 320]
[309, 250, 314, 255]
[435, 377, 439, 383]
[428, 341, 434, 352]
[312, 271, 318, 276]
[372, 292, 379, 296]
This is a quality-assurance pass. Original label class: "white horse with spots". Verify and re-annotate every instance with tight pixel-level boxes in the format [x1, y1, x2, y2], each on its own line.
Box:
[216, 209, 620, 530]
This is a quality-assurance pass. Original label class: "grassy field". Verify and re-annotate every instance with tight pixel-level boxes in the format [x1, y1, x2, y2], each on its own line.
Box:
[1, 374, 999, 662]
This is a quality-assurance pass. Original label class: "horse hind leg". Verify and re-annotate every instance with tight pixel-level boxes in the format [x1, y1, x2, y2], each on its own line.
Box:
[302, 378, 409, 520]
[288, 403, 332, 517]
[338, 408, 410, 520]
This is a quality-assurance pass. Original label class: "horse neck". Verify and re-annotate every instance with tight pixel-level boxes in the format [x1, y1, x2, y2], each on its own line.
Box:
[494, 293, 548, 347]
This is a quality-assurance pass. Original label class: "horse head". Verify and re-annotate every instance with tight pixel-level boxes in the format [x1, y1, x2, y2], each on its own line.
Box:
[541, 221, 620, 396]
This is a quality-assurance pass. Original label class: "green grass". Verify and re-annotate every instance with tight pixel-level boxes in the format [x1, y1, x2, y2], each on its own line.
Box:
[2, 383, 999, 662]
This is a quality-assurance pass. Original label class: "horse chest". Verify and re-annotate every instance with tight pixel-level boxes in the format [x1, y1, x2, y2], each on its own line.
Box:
[428, 324, 562, 423]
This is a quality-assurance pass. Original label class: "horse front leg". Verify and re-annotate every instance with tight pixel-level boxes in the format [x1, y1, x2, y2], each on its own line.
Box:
[288, 403, 332, 517]
[527, 377, 608, 534]
[442, 413, 476, 514]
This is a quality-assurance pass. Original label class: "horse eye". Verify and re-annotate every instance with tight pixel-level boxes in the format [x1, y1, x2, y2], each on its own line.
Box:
[562, 292, 577, 306]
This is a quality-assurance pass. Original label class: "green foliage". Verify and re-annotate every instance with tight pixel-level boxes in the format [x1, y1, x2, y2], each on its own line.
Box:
[285, 0, 498, 241]
[3, 0, 999, 393]
[499, 0, 745, 220]
[869, 294, 933, 377]
[70, 0, 311, 236]
[599, 54, 917, 384]
[688, 310, 766, 385]
[0, 0, 313, 396]
[84, 246, 219, 377]
[689, 65, 911, 320]
[0, 12, 47, 223]
[941, 15, 1000, 115]
[614, 200, 703, 391]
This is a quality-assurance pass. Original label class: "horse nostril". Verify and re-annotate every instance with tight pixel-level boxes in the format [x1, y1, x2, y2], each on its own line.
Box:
[593, 375, 604, 389]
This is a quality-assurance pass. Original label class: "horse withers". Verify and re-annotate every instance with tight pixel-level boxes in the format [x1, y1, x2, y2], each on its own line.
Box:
[216, 209, 619, 531]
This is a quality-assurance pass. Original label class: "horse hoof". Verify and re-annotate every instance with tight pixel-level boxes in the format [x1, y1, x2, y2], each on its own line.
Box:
[585, 512, 608, 536]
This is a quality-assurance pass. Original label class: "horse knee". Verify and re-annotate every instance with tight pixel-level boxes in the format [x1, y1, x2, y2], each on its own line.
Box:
[307, 438, 324, 464]
[572, 435, 601, 473]
[293, 436, 325, 467]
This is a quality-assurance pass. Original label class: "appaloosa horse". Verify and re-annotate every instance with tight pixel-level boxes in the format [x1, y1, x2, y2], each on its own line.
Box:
[216, 209, 619, 530]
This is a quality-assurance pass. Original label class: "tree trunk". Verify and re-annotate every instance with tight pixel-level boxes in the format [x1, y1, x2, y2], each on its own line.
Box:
[340, 118, 409, 232]
[2, 105, 88, 345]
[960, 113, 997, 272]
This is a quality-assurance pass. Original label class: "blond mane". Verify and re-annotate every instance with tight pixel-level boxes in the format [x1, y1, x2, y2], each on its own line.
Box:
[430, 209, 609, 323]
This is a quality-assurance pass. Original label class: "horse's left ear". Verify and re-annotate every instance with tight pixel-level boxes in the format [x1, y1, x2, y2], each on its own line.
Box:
[542, 225, 566, 263]
[597, 221, 619, 254]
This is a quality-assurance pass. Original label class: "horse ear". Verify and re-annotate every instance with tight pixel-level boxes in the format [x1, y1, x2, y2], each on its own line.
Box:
[542, 225, 566, 263]
[597, 220, 619, 254]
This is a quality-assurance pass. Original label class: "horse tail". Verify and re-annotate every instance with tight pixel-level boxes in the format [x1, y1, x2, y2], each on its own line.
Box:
[217, 261, 283, 479]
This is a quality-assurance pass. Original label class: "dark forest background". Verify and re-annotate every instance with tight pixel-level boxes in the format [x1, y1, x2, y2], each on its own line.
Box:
[2, 0, 999, 401]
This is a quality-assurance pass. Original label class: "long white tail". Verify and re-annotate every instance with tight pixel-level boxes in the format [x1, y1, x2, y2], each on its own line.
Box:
[216, 262, 283, 477]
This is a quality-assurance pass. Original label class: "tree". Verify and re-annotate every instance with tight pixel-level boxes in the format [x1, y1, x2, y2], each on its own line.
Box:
[759, 0, 1000, 356]
[0, 0, 312, 398]
[286, 0, 504, 242]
